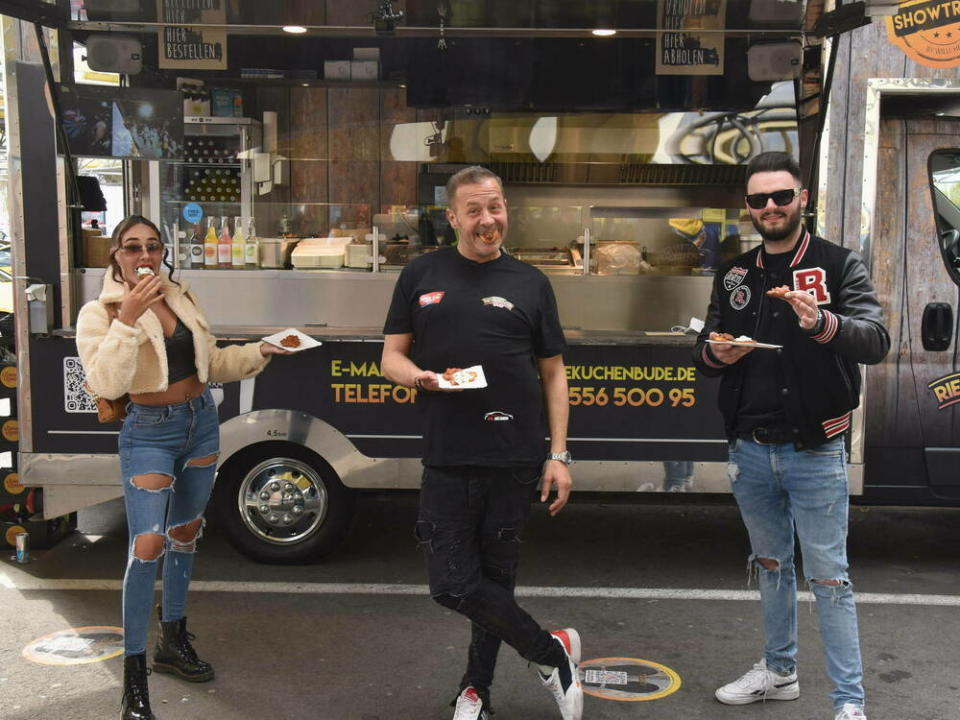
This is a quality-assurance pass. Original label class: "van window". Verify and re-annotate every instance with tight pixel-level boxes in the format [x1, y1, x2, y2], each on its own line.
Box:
[930, 149, 960, 286]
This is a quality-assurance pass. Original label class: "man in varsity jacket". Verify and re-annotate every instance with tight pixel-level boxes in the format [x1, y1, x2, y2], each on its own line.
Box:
[693, 151, 890, 720]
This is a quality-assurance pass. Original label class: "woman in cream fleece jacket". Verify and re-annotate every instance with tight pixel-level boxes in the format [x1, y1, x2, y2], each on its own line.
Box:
[76, 215, 287, 720]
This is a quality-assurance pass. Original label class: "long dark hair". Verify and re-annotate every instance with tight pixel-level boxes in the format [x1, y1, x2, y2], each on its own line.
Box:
[108, 214, 179, 287]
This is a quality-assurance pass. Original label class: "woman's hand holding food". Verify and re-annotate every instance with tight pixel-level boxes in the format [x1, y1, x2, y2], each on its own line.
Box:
[118, 274, 164, 326]
[259, 343, 293, 356]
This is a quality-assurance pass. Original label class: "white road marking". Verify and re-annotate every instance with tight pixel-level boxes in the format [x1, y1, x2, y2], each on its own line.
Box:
[1, 573, 958, 606]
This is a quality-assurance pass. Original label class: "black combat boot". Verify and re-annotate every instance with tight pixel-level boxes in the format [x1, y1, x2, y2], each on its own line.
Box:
[152, 610, 215, 682]
[121, 653, 156, 720]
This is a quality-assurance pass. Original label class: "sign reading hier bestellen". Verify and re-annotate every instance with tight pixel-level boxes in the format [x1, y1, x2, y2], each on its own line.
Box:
[157, 0, 227, 70]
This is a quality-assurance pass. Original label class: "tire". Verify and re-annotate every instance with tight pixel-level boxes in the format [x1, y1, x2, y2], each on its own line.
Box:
[213, 441, 356, 564]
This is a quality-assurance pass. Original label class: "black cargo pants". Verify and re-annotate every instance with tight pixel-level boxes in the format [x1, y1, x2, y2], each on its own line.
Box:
[415, 464, 560, 693]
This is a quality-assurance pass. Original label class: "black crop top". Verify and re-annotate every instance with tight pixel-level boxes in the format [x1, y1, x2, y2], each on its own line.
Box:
[165, 318, 197, 384]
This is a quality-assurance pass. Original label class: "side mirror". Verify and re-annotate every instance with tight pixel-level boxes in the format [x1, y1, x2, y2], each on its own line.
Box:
[928, 149, 960, 288]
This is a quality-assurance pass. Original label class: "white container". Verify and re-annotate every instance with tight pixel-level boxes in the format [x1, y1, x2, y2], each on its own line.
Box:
[346, 242, 371, 269]
[291, 237, 351, 269]
[324, 60, 351, 80]
[351, 60, 378, 81]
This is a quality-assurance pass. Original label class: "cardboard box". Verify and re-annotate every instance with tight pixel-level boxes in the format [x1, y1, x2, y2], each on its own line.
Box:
[323, 60, 351, 81]
[82, 233, 112, 268]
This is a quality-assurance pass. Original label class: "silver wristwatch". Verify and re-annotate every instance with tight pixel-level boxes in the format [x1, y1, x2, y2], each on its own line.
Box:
[547, 451, 573, 465]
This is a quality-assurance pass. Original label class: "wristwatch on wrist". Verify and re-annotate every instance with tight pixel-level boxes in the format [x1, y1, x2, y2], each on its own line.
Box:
[547, 451, 573, 465]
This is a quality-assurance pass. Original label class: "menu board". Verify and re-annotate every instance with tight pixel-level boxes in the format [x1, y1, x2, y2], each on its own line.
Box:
[157, 0, 228, 70]
[656, 0, 726, 76]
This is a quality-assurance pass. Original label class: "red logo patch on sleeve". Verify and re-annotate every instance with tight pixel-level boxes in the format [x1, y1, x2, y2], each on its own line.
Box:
[418, 291, 446, 307]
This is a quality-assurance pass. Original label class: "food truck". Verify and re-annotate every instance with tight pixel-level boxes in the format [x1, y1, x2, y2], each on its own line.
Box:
[1, 0, 959, 562]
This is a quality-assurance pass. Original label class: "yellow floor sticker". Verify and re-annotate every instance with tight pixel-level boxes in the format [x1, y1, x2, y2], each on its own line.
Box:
[22, 626, 124, 666]
[579, 656, 682, 701]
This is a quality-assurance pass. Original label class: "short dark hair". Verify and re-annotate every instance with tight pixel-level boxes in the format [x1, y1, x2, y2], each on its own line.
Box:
[745, 151, 802, 186]
[446, 165, 503, 206]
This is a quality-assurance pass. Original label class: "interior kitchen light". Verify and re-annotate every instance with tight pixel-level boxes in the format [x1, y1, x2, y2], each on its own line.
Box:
[283, 25, 307, 34]
[592, 28, 617, 36]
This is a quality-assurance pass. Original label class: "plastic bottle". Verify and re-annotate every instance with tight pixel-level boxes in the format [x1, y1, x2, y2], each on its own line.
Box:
[204, 216, 218, 268]
[232, 215, 246, 268]
[245, 217, 260, 268]
[217, 215, 232, 269]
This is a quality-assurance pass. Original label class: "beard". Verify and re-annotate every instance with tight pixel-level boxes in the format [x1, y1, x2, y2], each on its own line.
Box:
[751, 204, 802, 242]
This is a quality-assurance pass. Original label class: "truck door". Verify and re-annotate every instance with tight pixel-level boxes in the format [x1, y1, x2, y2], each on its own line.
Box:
[863, 113, 960, 503]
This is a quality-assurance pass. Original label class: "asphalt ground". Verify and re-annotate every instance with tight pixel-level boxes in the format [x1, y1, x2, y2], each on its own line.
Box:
[2, 494, 960, 720]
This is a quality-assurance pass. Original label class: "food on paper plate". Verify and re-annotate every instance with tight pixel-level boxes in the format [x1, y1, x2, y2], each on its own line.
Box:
[279, 334, 302, 348]
[734, 335, 753, 343]
[766, 285, 791, 299]
[135, 266, 154, 278]
[443, 367, 479, 386]
[709, 331, 736, 342]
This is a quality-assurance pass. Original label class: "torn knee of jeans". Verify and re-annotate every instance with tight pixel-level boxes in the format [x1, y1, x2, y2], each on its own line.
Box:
[747, 554, 783, 589]
[132, 532, 165, 562]
[130, 473, 173, 492]
[496, 526, 522, 543]
[808, 577, 851, 606]
[168, 517, 204, 553]
[186, 453, 218, 468]
[414, 520, 436, 551]
[756, 556, 780, 571]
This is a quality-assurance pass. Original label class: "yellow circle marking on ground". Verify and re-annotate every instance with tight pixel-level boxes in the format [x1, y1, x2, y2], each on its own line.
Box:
[579, 656, 682, 702]
[22, 626, 125, 666]
[4, 524, 26, 547]
[0, 365, 16, 388]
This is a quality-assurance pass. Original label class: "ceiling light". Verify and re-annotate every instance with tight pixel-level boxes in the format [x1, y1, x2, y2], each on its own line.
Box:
[592, 28, 617, 37]
[283, 25, 307, 34]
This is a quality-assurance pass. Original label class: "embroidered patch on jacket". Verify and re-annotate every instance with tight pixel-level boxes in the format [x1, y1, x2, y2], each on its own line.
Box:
[484, 411, 514, 422]
[724, 266, 749, 291]
[730, 285, 752, 311]
[792, 267, 832, 305]
[482, 296, 515, 311]
[419, 291, 445, 307]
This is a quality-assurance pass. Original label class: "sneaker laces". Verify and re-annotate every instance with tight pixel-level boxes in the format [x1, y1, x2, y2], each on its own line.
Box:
[731, 661, 771, 689]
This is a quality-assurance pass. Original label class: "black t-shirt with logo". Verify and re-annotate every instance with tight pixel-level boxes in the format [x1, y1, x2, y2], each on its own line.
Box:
[383, 247, 567, 467]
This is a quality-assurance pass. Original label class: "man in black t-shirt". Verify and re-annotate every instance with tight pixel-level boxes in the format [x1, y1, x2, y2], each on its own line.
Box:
[382, 166, 582, 720]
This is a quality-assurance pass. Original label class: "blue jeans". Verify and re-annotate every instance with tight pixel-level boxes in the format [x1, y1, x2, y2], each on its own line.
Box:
[118, 390, 219, 655]
[728, 436, 864, 710]
[415, 465, 561, 694]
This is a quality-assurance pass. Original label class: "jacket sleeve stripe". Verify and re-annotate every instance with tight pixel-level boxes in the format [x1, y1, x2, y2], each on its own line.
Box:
[812, 309, 839, 343]
[822, 411, 852, 437]
[701, 345, 725, 369]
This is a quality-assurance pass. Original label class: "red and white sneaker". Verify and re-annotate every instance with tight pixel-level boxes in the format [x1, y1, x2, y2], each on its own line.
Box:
[451, 686, 489, 720]
[534, 628, 583, 720]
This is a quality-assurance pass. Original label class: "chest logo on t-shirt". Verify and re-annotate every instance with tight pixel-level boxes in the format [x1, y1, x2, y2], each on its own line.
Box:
[484, 411, 514, 422]
[792, 267, 832, 305]
[482, 296, 515, 311]
[724, 266, 749, 291]
[419, 291, 446, 307]
[729, 285, 752, 311]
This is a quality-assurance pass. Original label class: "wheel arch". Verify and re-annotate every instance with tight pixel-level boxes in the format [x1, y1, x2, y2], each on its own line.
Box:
[216, 409, 414, 489]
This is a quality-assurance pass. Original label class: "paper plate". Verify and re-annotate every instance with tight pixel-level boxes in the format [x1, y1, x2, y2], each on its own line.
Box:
[262, 328, 323, 353]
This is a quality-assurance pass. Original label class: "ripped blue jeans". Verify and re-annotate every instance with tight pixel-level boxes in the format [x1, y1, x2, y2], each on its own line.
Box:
[416, 465, 560, 695]
[728, 436, 864, 710]
[118, 390, 219, 655]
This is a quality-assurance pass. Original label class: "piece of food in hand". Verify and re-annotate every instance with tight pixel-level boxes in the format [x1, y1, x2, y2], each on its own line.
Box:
[766, 285, 791, 299]
[479, 229, 501, 245]
[279, 334, 301, 348]
[136, 266, 155, 278]
[709, 331, 736, 342]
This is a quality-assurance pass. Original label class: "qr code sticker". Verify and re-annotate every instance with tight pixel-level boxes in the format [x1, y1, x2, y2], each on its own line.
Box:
[64, 357, 98, 413]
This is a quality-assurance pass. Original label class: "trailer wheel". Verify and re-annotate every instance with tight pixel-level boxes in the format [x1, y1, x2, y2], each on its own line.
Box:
[213, 442, 355, 564]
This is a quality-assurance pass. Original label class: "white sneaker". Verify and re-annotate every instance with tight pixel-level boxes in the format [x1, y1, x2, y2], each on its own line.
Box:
[452, 686, 489, 720]
[533, 628, 583, 720]
[835, 703, 867, 720]
[715, 659, 800, 705]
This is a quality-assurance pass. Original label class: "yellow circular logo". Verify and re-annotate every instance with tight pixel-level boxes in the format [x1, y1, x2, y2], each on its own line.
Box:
[4, 524, 26, 547]
[22, 627, 125, 666]
[3, 472, 23, 495]
[0, 366, 16, 389]
[2, 419, 18, 443]
[887, 0, 960, 68]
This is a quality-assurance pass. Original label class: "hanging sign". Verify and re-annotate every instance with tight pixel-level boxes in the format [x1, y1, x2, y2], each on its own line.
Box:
[886, 0, 960, 68]
[157, 0, 228, 70]
[656, 0, 726, 76]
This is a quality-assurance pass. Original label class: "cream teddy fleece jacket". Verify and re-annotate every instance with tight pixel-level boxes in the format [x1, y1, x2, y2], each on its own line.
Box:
[77, 271, 269, 399]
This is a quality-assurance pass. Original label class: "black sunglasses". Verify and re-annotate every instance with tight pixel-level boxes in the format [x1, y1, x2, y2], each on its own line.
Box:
[745, 187, 802, 210]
